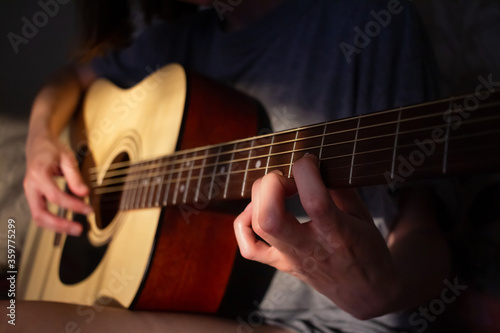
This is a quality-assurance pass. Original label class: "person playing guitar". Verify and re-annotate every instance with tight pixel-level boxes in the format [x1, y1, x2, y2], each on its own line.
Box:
[17, 0, 454, 332]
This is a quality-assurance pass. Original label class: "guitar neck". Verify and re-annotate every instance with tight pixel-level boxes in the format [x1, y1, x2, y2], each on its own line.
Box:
[94, 89, 500, 210]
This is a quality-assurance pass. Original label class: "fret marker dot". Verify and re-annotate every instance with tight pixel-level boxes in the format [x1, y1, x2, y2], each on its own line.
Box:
[180, 185, 185, 193]
[255, 160, 262, 169]
[185, 161, 192, 167]
[220, 166, 226, 174]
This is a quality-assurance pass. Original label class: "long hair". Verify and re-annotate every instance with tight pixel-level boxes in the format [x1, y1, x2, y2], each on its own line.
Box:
[76, 0, 196, 62]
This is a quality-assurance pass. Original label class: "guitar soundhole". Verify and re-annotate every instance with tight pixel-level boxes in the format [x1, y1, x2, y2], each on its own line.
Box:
[59, 212, 109, 285]
[59, 152, 129, 285]
[95, 152, 130, 230]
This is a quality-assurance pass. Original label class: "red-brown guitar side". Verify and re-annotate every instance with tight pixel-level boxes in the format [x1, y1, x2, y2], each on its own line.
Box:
[133, 73, 261, 313]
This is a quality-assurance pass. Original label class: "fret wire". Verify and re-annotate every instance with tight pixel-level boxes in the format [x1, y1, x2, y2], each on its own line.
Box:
[117, 154, 500, 209]
[224, 143, 237, 199]
[132, 166, 141, 209]
[91, 99, 500, 181]
[390, 107, 402, 180]
[318, 123, 327, 167]
[106, 136, 500, 198]
[183, 154, 194, 204]
[119, 140, 500, 205]
[241, 139, 255, 197]
[288, 131, 299, 178]
[129, 166, 140, 209]
[194, 150, 208, 202]
[162, 157, 175, 206]
[265, 135, 275, 175]
[349, 118, 361, 185]
[144, 161, 155, 208]
[90, 93, 500, 176]
[154, 159, 165, 207]
[120, 170, 129, 210]
[137, 175, 145, 209]
[209, 146, 222, 200]
[95, 113, 500, 190]
[172, 153, 185, 205]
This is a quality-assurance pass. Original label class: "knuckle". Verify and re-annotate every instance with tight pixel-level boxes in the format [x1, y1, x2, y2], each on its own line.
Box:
[45, 188, 60, 203]
[258, 214, 282, 235]
[302, 196, 330, 217]
[239, 247, 256, 261]
[32, 211, 43, 225]
[294, 240, 314, 255]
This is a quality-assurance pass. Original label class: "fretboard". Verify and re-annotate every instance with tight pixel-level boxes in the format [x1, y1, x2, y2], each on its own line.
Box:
[93, 89, 500, 211]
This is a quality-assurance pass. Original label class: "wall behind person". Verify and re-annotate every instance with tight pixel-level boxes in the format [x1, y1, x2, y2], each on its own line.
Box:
[415, 0, 500, 96]
[0, 0, 78, 272]
[0, 0, 78, 120]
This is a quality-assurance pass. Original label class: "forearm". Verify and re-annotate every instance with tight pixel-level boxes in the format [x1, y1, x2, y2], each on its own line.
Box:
[27, 65, 95, 148]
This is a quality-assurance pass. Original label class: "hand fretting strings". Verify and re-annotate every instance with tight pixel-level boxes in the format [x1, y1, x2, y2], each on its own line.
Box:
[86, 90, 500, 209]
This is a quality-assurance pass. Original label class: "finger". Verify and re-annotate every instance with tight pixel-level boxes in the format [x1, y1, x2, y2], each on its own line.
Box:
[60, 150, 89, 197]
[292, 154, 342, 233]
[329, 188, 373, 222]
[35, 170, 92, 215]
[25, 185, 83, 236]
[234, 203, 279, 265]
[257, 171, 316, 254]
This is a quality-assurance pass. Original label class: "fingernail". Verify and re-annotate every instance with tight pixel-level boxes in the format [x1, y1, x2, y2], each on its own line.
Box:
[272, 170, 284, 176]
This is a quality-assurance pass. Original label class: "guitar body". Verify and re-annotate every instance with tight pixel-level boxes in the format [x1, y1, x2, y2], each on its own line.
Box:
[19, 63, 500, 317]
[19, 64, 265, 313]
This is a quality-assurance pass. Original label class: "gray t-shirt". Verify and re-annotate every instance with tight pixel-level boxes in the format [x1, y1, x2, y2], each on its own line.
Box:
[92, 0, 435, 331]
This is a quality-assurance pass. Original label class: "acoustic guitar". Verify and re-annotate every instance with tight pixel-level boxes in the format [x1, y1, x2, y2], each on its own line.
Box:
[18, 64, 500, 315]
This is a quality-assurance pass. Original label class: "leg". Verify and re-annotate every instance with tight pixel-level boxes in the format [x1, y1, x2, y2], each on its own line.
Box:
[1, 300, 293, 333]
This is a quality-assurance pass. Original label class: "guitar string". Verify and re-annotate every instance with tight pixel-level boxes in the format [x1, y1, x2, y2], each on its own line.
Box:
[92, 128, 500, 196]
[88, 97, 497, 177]
[99, 138, 500, 206]
[98, 150, 500, 209]
[88, 93, 500, 176]
[100, 137, 500, 198]
[92, 120, 500, 192]
[90, 104, 500, 185]
[90, 114, 500, 189]
[90, 99, 500, 181]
